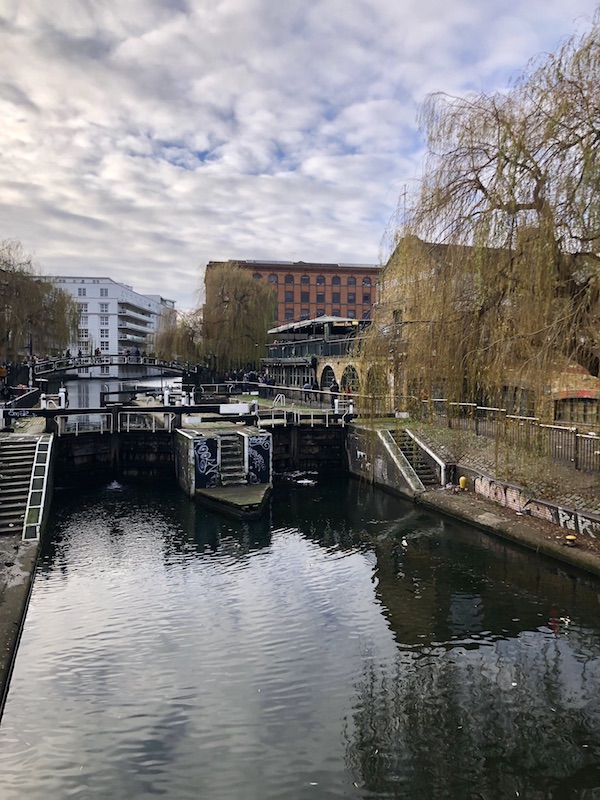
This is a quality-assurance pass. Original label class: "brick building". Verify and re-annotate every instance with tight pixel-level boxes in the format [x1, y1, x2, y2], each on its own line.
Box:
[205, 259, 381, 327]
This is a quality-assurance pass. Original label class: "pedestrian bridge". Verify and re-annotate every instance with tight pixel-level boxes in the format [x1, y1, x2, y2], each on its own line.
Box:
[34, 353, 200, 377]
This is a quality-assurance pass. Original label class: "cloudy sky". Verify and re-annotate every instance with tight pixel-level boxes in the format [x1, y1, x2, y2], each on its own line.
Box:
[1, 1, 597, 309]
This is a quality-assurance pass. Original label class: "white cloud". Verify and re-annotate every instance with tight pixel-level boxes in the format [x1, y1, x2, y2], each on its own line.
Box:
[0, 0, 597, 308]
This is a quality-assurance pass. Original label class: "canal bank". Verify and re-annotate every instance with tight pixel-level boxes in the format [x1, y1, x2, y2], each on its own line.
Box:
[0, 534, 39, 717]
[417, 488, 600, 578]
[408, 421, 600, 578]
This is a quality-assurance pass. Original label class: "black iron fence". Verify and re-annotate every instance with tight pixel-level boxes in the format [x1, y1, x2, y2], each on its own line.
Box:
[422, 400, 600, 474]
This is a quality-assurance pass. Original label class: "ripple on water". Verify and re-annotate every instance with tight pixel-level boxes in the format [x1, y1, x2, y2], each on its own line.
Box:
[2, 483, 600, 800]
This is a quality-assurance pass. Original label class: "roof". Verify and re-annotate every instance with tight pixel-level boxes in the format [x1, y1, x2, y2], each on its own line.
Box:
[207, 259, 380, 271]
[268, 316, 361, 335]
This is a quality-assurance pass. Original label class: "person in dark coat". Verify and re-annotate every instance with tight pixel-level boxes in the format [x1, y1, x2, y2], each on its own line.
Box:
[329, 378, 339, 409]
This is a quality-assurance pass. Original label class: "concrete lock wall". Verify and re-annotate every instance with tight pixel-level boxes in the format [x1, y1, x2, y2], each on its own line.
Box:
[53, 431, 175, 484]
[271, 426, 346, 472]
[346, 425, 422, 498]
[174, 430, 196, 496]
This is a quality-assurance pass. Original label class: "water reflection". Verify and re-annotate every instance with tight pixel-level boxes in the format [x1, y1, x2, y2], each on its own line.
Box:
[1, 475, 599, 799]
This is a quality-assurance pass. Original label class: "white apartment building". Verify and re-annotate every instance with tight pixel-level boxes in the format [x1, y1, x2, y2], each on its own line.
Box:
[51, 276, 175, 378]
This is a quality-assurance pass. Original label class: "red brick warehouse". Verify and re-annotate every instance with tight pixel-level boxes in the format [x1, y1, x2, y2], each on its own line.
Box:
[205, 259, 381, 327]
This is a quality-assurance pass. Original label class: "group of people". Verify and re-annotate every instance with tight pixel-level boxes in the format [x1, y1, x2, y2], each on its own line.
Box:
[303, 377, 344, 408]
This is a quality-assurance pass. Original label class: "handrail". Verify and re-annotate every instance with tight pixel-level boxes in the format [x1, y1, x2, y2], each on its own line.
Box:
[33, 354, 199, 376]
[22, 435, 52, 541]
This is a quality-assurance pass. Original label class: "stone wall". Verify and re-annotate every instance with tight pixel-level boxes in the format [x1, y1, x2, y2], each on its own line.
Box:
[458, 468, 600, 540]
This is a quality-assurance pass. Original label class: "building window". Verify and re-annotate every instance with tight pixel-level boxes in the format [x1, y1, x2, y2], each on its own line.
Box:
[555, 397, 599, 424]
[100, 365, 110, 375]
[300, 291, 309, 303]
[78, 287, 86, 297]
[100, 328, 109, 338]
[285, 308, 294, 320]
[253, 273, 262, 280]
[301, 275, 310, 285]
[363, 293, 371, 304]
[80, 315, 88, 325]
[79, 329, 89, 339]
[362, 277, 371, 287]
[332, 292, 340, 304]
[316, 308, 325, 317]
[347, 292, 355, 303]
[100, 341, 109, 351]
[316, 292, 325, 304]
[285, 274, 294, 284]
[347, 309, 356, 318]
[332, 308, 341, 316]
[79, 303, 88, 313]
[284, 290, 294, 303]
[100, 288, 108, 297]
[332, 276, 341, 286]
[347, 277, 356, 287]
[316, 275, 325, 286]
[78, 366, 89, 374]
[268, 274, 278, 284]
[100, 303, 109, 313]
[300, 308, 310, 319]
[92, 279, 99, 284]
[100, 315, 109, 325]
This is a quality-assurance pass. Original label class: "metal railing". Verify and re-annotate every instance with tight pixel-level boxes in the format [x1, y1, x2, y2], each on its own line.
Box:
[33, 354, 198, 376]
[57, 413, 114, 436]
[421, 399, 600, 473]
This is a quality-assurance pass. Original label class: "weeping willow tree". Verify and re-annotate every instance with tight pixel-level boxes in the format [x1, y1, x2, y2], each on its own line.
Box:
[363, 16, 599, 415]
[155, 307, 204, 362]
[0, 239, 79, 361]
[202, 263, 277, 373]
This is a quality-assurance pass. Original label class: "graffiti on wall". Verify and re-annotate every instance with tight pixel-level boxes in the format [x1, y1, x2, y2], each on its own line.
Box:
[474, 475, 599, 538]
[248, 434, 271, 485]
[194, 437, 218, 489]
[355, 448, 371, 472]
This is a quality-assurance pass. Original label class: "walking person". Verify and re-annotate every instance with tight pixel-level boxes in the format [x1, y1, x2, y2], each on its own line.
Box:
[329, 378, 339, 409]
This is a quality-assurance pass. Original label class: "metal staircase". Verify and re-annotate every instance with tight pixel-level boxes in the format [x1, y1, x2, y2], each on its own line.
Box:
[391, 430, 439, 487]
[0, 435, 38, 535]
[219, 434, 246, 486]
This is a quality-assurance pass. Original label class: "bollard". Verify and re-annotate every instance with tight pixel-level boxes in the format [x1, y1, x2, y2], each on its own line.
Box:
[41, 393, 47, 409]
[58, 387, 67, 408]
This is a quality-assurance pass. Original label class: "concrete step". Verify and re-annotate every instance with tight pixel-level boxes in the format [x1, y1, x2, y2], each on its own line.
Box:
[391, 430, 439, 486]
[221, 468, 246, 479]
[0, 454, 36, 465]
[0, 480, 31, 492]
[0, 434, 39, 537]
[0, 466, 33, 478]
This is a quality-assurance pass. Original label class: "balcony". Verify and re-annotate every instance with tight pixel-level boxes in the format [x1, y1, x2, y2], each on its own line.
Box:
[118, 306, 153, 324]
[118, 333, 147, 345]
[118, 319, 151, 334]
[263, 335, 362, 362]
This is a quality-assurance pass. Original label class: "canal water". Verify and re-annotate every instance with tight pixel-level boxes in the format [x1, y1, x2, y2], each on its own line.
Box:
[1, 474, 600, 799]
